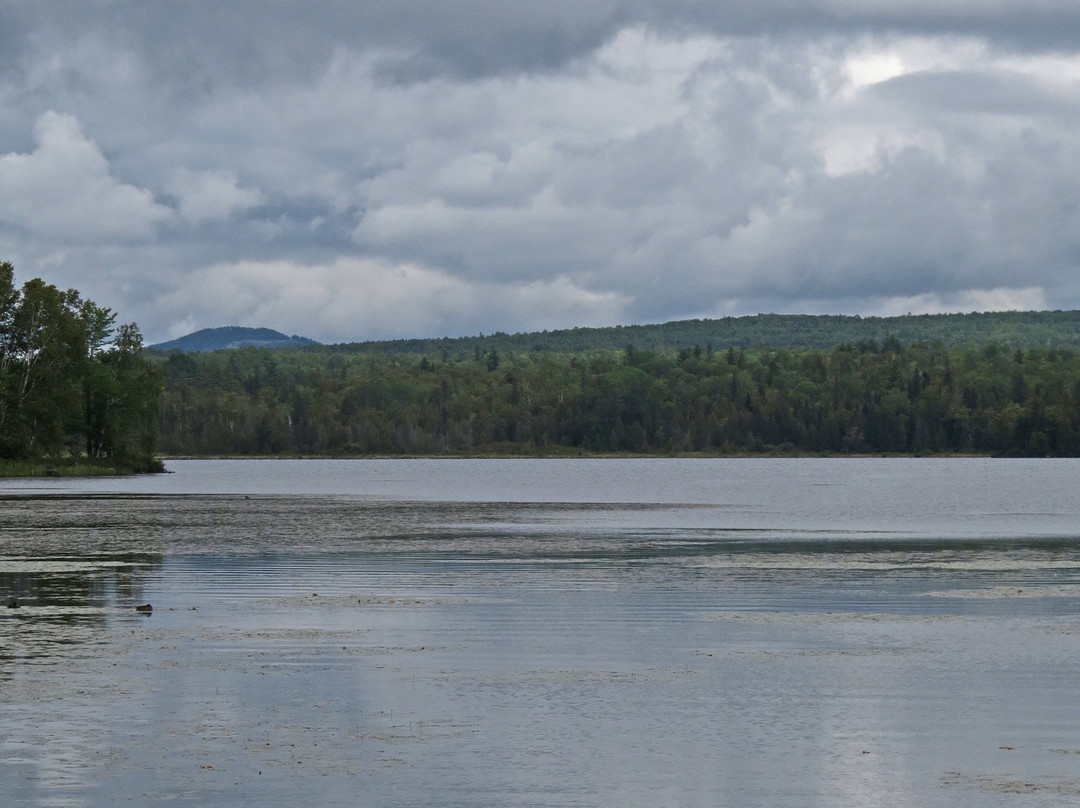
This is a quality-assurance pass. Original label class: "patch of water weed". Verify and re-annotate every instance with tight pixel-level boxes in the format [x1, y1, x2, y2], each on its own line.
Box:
[942, 772, 1080, 795]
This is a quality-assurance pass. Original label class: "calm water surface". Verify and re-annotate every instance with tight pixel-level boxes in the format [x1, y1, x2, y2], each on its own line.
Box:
[4, 458, 1080, 806]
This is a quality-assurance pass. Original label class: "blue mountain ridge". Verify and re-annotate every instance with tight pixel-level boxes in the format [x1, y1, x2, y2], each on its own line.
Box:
[150, 326, 318, 353]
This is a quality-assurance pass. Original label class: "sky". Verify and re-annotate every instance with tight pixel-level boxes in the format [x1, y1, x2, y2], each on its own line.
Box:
[1, 2, 1079, 345]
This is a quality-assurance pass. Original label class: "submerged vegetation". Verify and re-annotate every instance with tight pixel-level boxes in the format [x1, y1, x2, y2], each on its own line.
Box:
[156, 336, 1080, 457]
[0, 262, 162, 475]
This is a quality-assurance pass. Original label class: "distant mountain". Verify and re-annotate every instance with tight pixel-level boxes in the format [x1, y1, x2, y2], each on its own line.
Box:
[151, 326, 318, 353]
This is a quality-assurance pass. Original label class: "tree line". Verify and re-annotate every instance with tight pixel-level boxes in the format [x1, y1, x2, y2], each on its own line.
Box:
[312, 309, 1080, 357]
[0, 263, 162, 473]
[154, 337, 1080, 457]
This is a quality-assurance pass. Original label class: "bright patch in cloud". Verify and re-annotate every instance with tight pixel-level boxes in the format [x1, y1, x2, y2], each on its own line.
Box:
[166, 168, 264, 224]
[871, 286, 1047, 316]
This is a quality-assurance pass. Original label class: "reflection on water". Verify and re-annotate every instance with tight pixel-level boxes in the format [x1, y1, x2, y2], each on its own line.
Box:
[4, 460, 1080, 807]
[0, 554, 161, 668]
[0, 495, 163, 672]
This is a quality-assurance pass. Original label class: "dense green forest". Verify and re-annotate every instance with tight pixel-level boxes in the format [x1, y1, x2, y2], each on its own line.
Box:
[155, 336, 1080, 457]
[312, 309, 1080, 356]
[0, 263, 162, 474]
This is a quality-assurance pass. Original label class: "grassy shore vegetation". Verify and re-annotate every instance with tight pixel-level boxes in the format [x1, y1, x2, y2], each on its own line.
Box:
[0, 459, 148, 477]
[0, 262, 163, 476]
[154, 336, 1080, 458]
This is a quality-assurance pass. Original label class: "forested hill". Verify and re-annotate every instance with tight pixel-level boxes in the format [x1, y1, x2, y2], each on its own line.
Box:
[319, 310, 1080, 356]
[152, 326, 317, 352]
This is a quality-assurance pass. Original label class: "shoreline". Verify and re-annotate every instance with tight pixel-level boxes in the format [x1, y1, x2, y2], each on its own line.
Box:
[159, 451, 999, 460]
[5, 451, 1054, 478]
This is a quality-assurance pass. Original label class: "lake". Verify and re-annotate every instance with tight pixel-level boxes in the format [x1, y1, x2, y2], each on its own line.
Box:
[4, 458, 1080, 806]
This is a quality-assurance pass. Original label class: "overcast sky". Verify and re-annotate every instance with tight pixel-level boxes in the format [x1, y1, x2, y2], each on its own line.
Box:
[1, 1, 1079, 344]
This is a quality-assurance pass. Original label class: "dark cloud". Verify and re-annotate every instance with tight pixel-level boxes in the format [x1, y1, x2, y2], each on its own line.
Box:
[14, 1, 1080, 88]
[19, 1, 627, 86]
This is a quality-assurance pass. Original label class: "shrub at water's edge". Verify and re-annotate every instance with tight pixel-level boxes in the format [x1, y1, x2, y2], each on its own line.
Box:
[0, 457, 165, 477]
[0, 262, 163, 475]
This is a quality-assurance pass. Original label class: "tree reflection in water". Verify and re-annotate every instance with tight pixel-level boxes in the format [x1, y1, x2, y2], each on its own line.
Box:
[0, 494, 163, 675]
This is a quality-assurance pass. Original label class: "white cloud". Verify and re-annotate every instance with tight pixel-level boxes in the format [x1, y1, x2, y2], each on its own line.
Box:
[0, 112, 170, 241]
[136, 31, 1080, 334]
[870, 286, 1048, 316]
[165, 168, 264, 224]
[153, 257, 631, 342]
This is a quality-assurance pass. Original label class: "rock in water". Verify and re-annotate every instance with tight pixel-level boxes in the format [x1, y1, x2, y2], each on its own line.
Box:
[135, 604, 153, 614]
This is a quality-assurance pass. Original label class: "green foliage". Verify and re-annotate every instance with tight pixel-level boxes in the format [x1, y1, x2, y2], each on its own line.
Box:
[0, 262, 162, 473]
[153, 338, 1080, 457]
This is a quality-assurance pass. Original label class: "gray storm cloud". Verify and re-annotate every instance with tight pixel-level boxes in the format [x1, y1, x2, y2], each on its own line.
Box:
[0, 3, 1078, 342]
